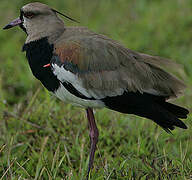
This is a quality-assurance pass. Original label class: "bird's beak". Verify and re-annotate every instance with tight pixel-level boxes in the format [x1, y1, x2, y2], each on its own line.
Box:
[3, 18, 22, 30]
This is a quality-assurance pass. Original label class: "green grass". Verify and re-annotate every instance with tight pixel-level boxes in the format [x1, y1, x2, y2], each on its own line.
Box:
[0, 0, 192, 179]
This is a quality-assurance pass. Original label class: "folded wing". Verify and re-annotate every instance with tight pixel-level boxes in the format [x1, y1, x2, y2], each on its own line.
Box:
[52, 34, 186, 99]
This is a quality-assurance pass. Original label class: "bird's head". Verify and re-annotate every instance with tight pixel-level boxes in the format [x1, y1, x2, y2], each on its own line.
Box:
[3, 2, 78, 43]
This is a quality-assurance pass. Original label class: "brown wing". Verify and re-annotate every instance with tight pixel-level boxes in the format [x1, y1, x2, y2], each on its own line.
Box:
[53, 34, 186, 99]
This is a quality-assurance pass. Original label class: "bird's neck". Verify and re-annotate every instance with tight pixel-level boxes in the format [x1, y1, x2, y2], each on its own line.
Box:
[26, 28, 65, 44]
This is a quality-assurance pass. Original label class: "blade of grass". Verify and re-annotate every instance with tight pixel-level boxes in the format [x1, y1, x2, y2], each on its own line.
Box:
[0, 158, 16, 180]
[34, 136, 49, 180]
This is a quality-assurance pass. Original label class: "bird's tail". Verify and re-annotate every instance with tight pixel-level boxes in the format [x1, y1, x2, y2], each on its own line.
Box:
[103, 92, 189, 133]
[133, 101, 188, 133]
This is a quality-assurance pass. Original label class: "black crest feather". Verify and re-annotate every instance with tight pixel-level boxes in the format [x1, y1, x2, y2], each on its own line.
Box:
[51, 9, 79, 23]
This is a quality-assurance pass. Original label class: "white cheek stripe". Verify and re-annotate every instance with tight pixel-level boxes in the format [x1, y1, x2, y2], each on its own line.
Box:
[23, 18, 27, 28]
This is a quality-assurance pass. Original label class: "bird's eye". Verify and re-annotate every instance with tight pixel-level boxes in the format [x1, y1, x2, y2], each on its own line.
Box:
[23, 12, 35, 19]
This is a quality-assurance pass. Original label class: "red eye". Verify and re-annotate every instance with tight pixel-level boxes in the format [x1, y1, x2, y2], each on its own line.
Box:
[24, 12, 35, 19]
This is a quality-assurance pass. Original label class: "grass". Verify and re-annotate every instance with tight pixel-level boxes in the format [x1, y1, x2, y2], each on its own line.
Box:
[0, 0, 192, 179]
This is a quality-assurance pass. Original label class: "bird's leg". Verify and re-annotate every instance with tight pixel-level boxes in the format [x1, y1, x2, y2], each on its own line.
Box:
[86, 108, 99, 180]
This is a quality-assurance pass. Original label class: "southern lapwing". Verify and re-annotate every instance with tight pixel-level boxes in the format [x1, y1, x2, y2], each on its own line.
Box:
[3, 2, 189, 179]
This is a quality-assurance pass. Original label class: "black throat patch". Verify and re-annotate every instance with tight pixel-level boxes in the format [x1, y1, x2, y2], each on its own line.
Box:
[22, 37, 60, 92]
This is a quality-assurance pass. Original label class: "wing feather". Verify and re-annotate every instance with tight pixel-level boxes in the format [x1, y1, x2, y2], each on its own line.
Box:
[52, 34, 186, 99]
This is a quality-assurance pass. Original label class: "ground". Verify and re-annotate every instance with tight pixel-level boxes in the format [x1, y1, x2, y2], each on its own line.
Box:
[0, 0, 191, 179]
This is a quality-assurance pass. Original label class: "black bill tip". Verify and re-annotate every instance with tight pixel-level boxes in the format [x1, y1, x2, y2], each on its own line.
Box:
[3, 24, 13, 30]
[3, 18, 22, 30]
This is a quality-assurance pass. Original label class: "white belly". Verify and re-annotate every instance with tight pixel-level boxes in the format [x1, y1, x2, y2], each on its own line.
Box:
[54, 83, 105, 108]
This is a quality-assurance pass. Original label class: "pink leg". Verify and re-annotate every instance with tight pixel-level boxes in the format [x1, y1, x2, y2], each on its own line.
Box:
[86, 108, 99, 180]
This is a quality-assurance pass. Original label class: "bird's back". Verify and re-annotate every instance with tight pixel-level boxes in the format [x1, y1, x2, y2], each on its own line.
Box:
[53, 26, 186, 99]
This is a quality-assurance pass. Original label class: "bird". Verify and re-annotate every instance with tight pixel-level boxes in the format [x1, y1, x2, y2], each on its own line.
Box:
[3, 2, 189, 179]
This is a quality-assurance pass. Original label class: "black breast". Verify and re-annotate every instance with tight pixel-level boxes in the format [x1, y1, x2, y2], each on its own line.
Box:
[22, 37, 96, 100]
[22, 37, 60, 92]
